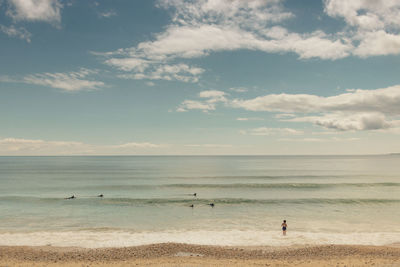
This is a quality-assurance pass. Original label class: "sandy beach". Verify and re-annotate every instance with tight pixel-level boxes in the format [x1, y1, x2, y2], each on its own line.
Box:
[1, 243, 399, 266]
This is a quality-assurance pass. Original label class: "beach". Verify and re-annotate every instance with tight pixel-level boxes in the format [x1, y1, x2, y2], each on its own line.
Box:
[3, 0, 400, 264]
[1, 243, 400, 266]
[1, 156, 399, 265]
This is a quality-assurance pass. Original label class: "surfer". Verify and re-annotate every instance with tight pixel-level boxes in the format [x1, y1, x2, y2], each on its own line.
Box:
[97, 194, 104, 197]
[208, 203, 215, 207]
[189, 204, 194, 208]
[65, 195, 75, 199]
[281, 220, 287, 236]
[193, 193, 197, 197]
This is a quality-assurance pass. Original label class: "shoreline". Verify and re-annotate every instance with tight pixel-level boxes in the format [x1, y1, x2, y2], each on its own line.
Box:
[1, 243, 400, 266]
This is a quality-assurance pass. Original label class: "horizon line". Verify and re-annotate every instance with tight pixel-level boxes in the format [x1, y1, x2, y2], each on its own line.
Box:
[0, 153, 398, 157]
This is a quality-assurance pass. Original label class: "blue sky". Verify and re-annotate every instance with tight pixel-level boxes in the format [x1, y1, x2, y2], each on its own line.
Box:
[1, 0, 400, 155]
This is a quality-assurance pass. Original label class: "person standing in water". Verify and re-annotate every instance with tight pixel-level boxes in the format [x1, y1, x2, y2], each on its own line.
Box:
[281, 220, 287, 235]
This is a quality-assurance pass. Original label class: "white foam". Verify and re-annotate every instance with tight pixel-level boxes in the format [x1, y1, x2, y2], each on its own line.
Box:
[0, 230, 399, 248]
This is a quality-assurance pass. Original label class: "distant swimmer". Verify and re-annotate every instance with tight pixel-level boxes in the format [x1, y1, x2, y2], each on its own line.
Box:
[189, 204, 194, 208]
[193, 193, 197, 197]
[65, 195, 75, 199]
[208, 203, 215, 207]
[281, 220, 287, 236]
[97, 194, 104, 198]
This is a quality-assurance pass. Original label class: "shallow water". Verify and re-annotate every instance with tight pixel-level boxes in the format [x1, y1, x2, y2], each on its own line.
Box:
[0, 155, 399, 247]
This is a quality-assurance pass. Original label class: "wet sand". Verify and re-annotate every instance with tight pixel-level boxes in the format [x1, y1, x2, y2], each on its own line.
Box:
[1, 243, 399, 266]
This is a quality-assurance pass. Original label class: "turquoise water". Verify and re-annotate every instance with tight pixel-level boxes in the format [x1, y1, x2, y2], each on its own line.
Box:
[0, 155, 399, 247]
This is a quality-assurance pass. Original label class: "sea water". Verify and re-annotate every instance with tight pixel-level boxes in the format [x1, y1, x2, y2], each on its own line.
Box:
[0, 155, 399, 248]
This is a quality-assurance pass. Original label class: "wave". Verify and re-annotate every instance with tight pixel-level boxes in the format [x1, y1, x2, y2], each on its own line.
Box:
[100, 198, 400, 205]
[163, 182, 400, 189]
[1, 196, 399, 205]
[74, 182, 400, 190]
[170, 174, 394, 179]
[0, 230, 399, 248]
[171, 175, 356, 180]
[72, 182, 400, 191]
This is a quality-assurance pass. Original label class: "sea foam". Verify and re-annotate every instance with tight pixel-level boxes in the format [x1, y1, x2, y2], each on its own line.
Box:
[0, 230, 399, 248]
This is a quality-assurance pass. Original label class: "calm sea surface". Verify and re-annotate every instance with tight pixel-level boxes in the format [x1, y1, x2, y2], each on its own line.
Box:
[0, 155, 399, 247]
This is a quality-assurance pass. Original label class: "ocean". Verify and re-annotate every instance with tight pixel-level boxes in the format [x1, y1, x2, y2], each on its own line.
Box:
[0, 155, 399, 248]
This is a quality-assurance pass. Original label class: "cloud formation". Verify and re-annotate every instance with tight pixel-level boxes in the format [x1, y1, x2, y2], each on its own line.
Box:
[288, 113, 395, 131]
[96, 0, 352, 84]
[0, 138, 87, 154]
[117, 63, 204, 83]
[98, 10, 117, 18]
[185, 144, 232, 148]
[6, 0, 62, 25]
[240, 127, 304, 136]
[325, 0, 400, 57]
[278, 137, 360, 142]
[181, 85, 400, 132]
[95, 0, 400, 84]
[232, 85, 400, 115]
[177, 90, 227, 112]
[1, 68, 105, 91]
[0, 138, 167, 155]
[233, 85, 400, 131]
[0, 24, 31, 42]
[112, 142, 166, 149]
[236, 117, 264, 121]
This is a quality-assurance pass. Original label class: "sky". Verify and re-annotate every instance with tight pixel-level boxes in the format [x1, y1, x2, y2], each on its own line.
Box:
[1, 0, 400, 155]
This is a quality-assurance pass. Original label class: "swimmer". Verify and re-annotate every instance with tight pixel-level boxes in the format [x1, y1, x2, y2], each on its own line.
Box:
[208, 203, 215, 207]
[65, 195, 75, 199]
[281, 220, 287, 236]
[97, 194, 104, 197]
[189, 204, 194, 208]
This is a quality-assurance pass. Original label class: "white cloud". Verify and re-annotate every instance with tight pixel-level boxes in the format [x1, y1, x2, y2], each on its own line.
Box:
[177, 100, 216, 112]
[0, 138, 88, 154]
[230, 87, 248, 93]
[0, 24, 31, 42]
[177, 90, 227, 112]
[324, 0, 400, 30]
[117, 63, 204, 83]
[199, 90, 227, 102]
[112, 142, 166, 149]
[289, 112, 394, 131]
[96, 0, 359, 84]
[0, 138, 168, 155]
[114, 5, 349, 60]
[90, 0, 400, 83]
[2, 68, 105, 91]
[232, 85, 400, 115]
[146, 81, 155, 86]
[105, 58, 150, 72]
[237, 118, 249, 121]
[324, 0, 400, 57]
[157, 0, 293, 26]
[6, 0, 62, 25]
[98, 10, 117, 18]
[149, 2, 350, 60]
[236, 117, 264, 121]
[179, 85, 400, 132]
[279, 137, 360, 142]
[279, 137, 324, 142]
[275, 113, 295, 119]
[232, 85, 400, 131]
[185, 144, 232, 148]
[353, 30, 400, 57]
[199, 90, 226, 98]
[241, 127, 304, 136]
